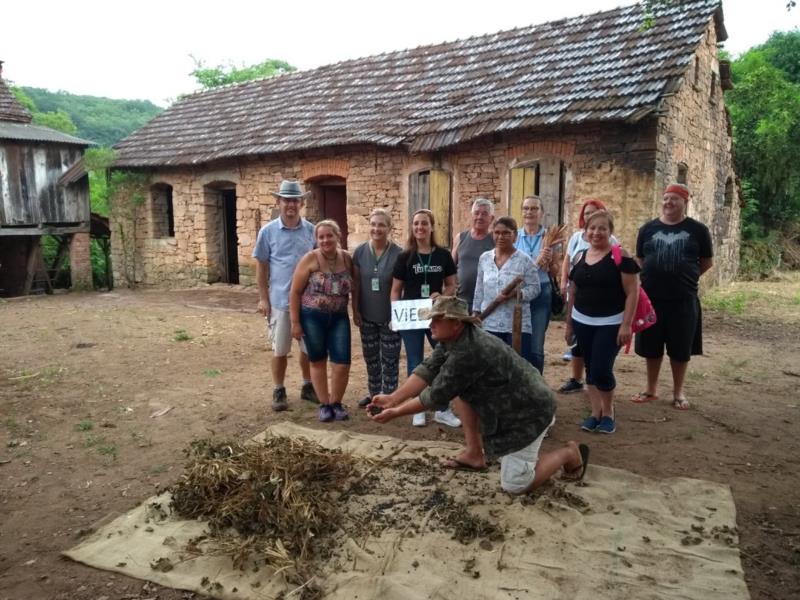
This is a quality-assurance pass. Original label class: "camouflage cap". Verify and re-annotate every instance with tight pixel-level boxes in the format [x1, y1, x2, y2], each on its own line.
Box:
[418, 296, 481, 324]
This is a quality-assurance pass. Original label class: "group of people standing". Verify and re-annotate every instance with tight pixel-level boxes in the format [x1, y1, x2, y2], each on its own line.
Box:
[253, 179, 713, 447]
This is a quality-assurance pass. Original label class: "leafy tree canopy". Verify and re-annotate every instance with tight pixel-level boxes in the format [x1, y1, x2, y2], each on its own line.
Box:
[11, 86, 78, 135]
[190, 56, 295, 89]
[727, 31, 800, 236]
[17, 87, 163, 146]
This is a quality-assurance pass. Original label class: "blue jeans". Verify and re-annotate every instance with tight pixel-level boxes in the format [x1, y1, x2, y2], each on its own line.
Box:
[528, 280, 552, 375]
[300, 307, 351, 364]
[487, 330, 535, 366]
[400, 328, 435, 376]
[572, 320, 621, 392]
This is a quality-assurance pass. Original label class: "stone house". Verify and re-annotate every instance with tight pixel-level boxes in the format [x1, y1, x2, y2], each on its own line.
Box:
[111, 0, 739, 288]
[0, 61, 93, 296]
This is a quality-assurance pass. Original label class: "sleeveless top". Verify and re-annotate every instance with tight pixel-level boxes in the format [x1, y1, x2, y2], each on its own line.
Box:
[456, 230, 495, 310]
[301, 251, 353, 313]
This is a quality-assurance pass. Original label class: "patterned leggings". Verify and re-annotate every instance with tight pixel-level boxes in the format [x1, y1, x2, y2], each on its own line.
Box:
[360, 319, 402, 397]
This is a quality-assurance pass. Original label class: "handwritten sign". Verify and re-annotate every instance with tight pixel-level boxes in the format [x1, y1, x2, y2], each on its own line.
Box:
[390, 298, 433, 331]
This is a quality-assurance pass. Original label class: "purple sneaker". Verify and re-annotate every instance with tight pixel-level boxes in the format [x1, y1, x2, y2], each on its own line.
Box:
[331, 402, 349, 421]
[318, 404, 335, 423]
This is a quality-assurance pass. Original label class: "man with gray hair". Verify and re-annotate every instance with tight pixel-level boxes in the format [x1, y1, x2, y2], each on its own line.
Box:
[435, 198, 495, 429]
[452, 198, 495, 313]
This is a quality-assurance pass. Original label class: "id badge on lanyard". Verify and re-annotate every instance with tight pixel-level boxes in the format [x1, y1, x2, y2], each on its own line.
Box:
[420, 284, 431, 298]
[371, 277, 380, 291]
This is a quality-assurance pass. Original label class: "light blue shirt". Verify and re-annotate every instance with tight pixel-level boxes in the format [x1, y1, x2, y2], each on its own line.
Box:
[252, 217, 315, 310]
[515, 226, 550, 284]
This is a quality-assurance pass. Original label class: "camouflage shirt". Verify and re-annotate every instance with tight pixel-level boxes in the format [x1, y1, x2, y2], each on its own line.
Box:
[415, 325, 556, 460]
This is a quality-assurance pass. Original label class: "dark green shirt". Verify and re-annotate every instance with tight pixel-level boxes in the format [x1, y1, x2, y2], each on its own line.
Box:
[414, 325, 556, 460]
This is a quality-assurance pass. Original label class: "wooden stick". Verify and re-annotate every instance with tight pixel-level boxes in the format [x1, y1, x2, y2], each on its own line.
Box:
[478, 276, 523, 321]
[511, 289, 522, 353]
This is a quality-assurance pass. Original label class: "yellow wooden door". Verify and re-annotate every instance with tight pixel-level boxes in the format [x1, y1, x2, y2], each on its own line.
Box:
[429, 169, 451, 248]
[509, 166, 536, 226]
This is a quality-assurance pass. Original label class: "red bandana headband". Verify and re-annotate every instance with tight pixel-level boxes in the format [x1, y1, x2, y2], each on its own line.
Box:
[664, 184, 690, 200]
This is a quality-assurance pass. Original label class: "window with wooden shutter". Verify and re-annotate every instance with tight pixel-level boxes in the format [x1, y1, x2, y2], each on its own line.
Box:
[409, 169, 451, 247]
[509, 157, 566, 227]
[509, 165, 536, 225]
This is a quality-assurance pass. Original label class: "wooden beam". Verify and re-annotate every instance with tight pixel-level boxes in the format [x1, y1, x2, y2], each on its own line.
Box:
[23, 237, 39, 295]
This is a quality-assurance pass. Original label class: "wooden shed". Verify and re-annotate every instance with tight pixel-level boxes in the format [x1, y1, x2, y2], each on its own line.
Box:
[0, 61, 94, 296]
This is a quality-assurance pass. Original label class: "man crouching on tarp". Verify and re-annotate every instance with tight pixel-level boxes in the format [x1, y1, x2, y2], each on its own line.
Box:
[367, 295, 589, 494]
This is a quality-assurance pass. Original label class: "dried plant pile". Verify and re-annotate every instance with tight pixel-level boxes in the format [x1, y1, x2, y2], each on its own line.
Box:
[169, 436, 359, 580]
[535, 224, 568, 268]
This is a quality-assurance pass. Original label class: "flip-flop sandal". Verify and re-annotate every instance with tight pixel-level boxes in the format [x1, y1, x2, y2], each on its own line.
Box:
[564, 444, 590, 481]
[441, 457, 488, 472]
[631, 391, 658, 404]
[672, 398, 690, 410]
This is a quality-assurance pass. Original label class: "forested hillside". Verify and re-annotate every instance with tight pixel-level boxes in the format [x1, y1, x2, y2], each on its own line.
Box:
[20, 87, 163, 146]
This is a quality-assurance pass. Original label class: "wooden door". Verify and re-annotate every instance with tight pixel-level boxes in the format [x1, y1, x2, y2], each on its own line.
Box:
[429, 169, 451, 248]
[538, 157, 563, 227]
[509, 166, 536, 226]
[322, 186, 348, 249]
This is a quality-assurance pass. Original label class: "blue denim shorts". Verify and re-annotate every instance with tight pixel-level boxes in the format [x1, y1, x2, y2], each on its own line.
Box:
[300, 307, 351, 364]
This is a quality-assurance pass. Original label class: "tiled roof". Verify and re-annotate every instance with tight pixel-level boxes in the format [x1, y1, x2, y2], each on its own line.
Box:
[0, 77, 32, 123]
[114, 0, 724, 168]
[0, 121, 92, 146]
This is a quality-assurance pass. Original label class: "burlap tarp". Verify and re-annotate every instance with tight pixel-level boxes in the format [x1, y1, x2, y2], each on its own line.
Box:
[64, 423, 749, 599]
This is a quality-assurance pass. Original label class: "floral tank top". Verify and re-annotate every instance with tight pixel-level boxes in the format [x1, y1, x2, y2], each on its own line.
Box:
[301, 252, 353, 313]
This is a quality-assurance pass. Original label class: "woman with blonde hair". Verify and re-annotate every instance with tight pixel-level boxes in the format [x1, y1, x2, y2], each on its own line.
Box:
[290, 220, 357, 422]
[391, 209, 458, 427]
[352, 208, 403, 407]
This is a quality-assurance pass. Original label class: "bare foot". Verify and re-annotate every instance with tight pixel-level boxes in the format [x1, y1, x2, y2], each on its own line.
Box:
[441, 451, 486, 471]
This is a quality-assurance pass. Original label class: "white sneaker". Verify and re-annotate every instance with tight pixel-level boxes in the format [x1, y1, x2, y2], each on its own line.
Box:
[434, 408, 462, 428]
[412, 412, 427, 427]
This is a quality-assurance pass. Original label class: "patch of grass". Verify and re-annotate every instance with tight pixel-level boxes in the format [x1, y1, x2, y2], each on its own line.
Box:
[97, 443, 117, 460]
[703, 291, 749, 315]
[84, 434, 107, 448]
[131, 430, 152, 448]
[76, 419, 93, 432]
[686, 370, 707, 382]
[4, 418, 19, 431]
[173, 328, 192, 342]
[203, 368, 221, 377]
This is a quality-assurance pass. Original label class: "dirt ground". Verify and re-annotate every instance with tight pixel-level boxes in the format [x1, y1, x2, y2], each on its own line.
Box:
[1, 274, 799, 600]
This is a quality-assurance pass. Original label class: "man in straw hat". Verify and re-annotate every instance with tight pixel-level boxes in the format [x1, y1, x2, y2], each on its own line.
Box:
[253, 180, 318, 411]
[368, 296, 589, 493]
[632, 183, 713, 411]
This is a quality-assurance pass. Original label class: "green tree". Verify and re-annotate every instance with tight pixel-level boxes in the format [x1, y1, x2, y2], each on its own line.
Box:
[728, 47, 800, 235]
[10, 87, 78, 135]
[189, 57, 295, 89]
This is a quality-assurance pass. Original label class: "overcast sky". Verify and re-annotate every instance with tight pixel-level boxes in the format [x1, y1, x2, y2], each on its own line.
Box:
[2, 0, 798, 106]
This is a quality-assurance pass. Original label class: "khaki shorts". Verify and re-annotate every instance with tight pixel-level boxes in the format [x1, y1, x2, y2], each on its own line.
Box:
[267, 308, 307, 357]
[500, 417, 555, 494]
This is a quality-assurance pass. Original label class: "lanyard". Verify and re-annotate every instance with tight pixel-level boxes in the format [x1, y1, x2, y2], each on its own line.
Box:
[370, 242, 387, 273]
[521, 227, 544, 258]
[416, 251, 433, 284]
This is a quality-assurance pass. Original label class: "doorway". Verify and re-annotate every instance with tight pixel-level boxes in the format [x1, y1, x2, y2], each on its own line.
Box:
[222, 190, 239, 284]
[320, 184, 348, 249]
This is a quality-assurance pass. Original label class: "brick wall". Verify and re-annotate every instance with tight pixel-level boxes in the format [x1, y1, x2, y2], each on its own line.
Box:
[655, 19, 741, 286]
[69, 232, 93, 289]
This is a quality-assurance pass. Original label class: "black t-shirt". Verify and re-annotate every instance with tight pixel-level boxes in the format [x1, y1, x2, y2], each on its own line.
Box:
[392, 247, 457, 300]
[636, 217, 712, 300]
[570, 251, 640, 318]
